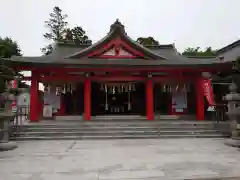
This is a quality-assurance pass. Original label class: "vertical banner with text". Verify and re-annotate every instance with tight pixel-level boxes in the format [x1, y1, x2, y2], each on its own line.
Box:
[10, 80, 18, 113]
[202, 79, 215, 106]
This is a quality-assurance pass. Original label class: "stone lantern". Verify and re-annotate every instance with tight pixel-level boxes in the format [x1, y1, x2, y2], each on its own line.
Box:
[0, 65, 22, 151]
[224, 82, 240, 148]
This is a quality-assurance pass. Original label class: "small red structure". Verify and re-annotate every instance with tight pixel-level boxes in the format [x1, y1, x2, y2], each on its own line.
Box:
[3, 20, 233, 121]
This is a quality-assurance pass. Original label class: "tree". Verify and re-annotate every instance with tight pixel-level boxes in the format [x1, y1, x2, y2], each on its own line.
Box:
[41, 6, 68, 55]
[136, 37, 159, 46]
[0, 37, 22, 95]
[70, 26, 92, 44]
[63, 26, 92, 44]
[42, 6, 92, 55]
[0, 37, 21, 58]
[182, 47, 216, 57]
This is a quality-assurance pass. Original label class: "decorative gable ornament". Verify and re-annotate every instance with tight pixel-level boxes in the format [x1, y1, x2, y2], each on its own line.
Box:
[102, 46, 135, 58]
[66, 19, 166, 60]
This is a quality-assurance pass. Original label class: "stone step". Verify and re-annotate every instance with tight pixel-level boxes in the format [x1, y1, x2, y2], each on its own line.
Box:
[13, 129, 223, 136]
[18, 126, 219, 132]
[11, 134, 228, 141]
[55, 115, 190, 121]
[21, 120, 221, 127]
[11, 120, 229, 141]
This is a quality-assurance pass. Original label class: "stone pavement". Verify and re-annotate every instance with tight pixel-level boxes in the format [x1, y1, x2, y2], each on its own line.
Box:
[0, 139, 240, 180]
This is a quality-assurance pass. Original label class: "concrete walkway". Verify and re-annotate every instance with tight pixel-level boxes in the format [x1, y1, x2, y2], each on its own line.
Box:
[0, 139, 240, 180]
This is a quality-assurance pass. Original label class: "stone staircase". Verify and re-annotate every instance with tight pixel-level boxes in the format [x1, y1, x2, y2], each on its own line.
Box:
[10, 119, 230, 141]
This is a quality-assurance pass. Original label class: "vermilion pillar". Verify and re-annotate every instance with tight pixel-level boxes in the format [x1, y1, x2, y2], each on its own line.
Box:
[196, 78, 205, 120]
[146, 79, 154, 120]
[30, 71, 39, 122]
[84, 78, 91, 120]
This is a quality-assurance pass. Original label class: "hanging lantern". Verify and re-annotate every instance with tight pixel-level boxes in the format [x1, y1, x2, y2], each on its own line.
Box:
[132, 84, 136, 91]
[124, 85, 128, 92]
[44, 84, 50, 92]
[62, 84, 66, 94]
[128, 90, 131, 110]
[182, 84, 186, 92]
[166, 85, 169, 92]
[117, 85, 121, 93]
[169, 85, 172, 92]
[56, 86, 61, 96]
[66, 83, 70, 93]
[104, 84, 107, 92]
[72, 84, 76, 91]
[112, 86, 115, 94]
[129, 84, 132, 91]
[108, 85, 112, 94]
[100, 84, 104, 91]
[121, 85, 124, 92]
[104, 84, 108, 110]
[187, 83, 190, 92]
[176, 84, 179, 92]
[163, 85, 166, 92]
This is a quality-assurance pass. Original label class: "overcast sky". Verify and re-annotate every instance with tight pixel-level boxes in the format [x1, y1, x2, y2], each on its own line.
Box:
[0, 0, 239, 56]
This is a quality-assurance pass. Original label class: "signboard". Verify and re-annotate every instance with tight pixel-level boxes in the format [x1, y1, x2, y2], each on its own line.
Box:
[11, 101, 17, 113]
[202, 79, 215, 106]
[43, 105, 52, 118]
[172, 92, 187, 114]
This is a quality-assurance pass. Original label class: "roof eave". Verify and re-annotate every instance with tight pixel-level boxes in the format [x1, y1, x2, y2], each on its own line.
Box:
[217, 39, 240, 54]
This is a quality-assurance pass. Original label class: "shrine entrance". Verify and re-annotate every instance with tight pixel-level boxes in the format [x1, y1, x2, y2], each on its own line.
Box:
[91, 82, 146, 116]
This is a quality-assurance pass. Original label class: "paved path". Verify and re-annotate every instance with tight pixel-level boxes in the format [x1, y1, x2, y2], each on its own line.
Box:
[0, 139, 240, 180]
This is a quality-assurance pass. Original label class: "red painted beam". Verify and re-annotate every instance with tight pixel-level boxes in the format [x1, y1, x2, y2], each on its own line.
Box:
[91, 76, 145, 82]
[13, 66, 231, 74]
[24, 74, 196, 82]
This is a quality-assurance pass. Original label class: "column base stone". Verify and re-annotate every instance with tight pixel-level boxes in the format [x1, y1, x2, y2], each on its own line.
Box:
[0, 141, 17, 151]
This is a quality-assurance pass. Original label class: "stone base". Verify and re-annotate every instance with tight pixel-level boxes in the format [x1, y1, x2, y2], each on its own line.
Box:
[0, 141, 17, 151]
[225, 139, 240, 148]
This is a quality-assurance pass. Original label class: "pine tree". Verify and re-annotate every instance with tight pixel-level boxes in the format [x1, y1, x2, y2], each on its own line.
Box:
[41, 6, 68, 55]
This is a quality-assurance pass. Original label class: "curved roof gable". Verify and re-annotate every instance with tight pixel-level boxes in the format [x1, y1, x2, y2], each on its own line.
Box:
[66, 19, 166, 60]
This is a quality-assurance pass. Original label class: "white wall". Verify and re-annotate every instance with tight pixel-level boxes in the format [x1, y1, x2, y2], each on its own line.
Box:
[218, 45, 240, 62]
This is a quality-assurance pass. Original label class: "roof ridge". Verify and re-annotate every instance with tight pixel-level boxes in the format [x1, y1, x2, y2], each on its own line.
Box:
[144, 44, 174, 49]
[57, 41, 92, 47]
[65, 19, 167, 60]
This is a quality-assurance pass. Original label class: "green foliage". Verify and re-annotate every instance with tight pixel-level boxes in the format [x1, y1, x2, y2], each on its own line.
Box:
[70, 26, 92, 44]
[136, 37, 159, 46]
[42, 6, 92, 55]
[0, 37, 21, 58]
[0, 37, 21, 93]
[63, 26, 92, 44]
[43, 6, 68, 42]
[0, 65, 15, 94]
[41, 6, 68, 55]
[182, 47, 216, 57]
[41, 44, 53, 56]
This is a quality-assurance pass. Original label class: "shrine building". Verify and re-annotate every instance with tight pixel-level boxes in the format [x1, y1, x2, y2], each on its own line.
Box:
[2, 20, 234, 121]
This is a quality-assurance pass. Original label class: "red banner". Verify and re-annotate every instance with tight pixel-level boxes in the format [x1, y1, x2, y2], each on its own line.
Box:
[10, 80, 18, 113]
[202, 79, 215, 106]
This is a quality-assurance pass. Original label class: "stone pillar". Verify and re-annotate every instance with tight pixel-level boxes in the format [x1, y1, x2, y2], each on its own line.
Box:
[146, 79, 154, 120]
[84, 78, 91, 120]
[196, 78, 205, 120]
[30, 71, 39, 122]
